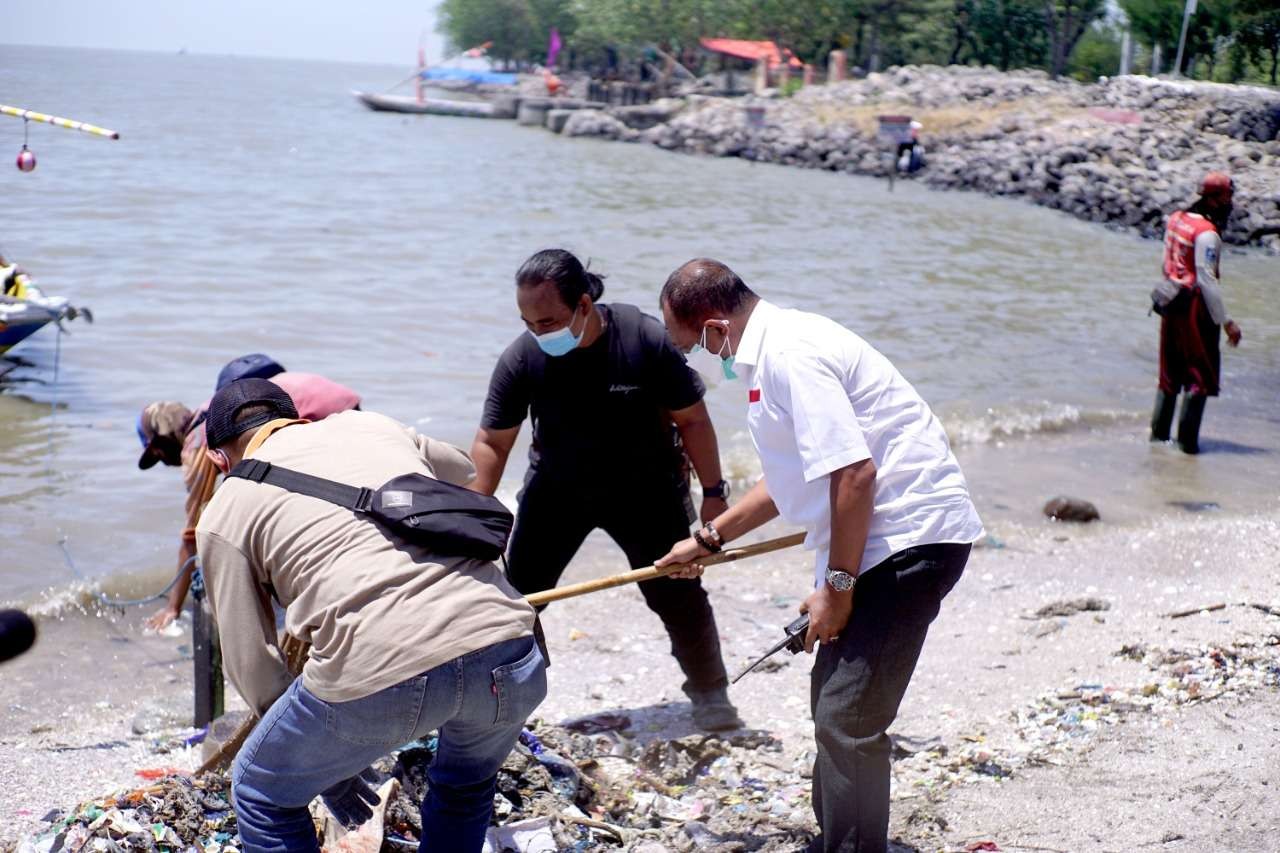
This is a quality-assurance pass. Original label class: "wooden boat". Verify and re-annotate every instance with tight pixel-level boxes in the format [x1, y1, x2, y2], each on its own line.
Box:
[353, 91, 501, 118]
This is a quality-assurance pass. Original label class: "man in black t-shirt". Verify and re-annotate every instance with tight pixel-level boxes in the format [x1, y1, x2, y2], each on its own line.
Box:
[469, 249, 741, 731]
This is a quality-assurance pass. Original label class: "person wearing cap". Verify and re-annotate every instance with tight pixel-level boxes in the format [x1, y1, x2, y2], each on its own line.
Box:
[654, 259, 983, 853]
[1152, 171, 1244, 454]
[139, 354, 362, 630]
[468, 248, 741, 732]
[196, 379, 544, 852]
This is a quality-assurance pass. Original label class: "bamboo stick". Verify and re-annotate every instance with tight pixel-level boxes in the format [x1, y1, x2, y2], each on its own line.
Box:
[525, 531, 806, 607]
[0, 104, 119, 139]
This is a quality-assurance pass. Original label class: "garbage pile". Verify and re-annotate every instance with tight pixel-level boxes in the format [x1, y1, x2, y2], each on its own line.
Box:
[371, 722, 816, 851]
[15, 773, 239, 853]
[14, 721, 816, 853]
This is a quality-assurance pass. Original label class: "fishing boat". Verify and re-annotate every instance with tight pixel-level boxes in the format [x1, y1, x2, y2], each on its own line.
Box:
[352, 91, 505, 118]
[0, 277, 92, 355]
[353, 43, 519, 119]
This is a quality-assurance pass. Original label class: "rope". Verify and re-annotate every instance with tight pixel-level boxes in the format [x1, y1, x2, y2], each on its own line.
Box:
[58, 547, 199, 608]
[41, 323, 192, 609]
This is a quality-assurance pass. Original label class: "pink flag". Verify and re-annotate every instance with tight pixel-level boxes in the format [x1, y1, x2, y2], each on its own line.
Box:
[547, 28, 563, 68]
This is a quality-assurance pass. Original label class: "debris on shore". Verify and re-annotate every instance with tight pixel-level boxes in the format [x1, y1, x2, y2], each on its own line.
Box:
[10, 725, 816, 853]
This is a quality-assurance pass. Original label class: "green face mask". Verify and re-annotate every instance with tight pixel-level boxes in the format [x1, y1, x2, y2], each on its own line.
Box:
[689, 324, 736, 382]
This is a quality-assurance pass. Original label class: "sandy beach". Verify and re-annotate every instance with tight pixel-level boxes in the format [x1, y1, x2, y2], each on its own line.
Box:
[4, 486, 1277, 849]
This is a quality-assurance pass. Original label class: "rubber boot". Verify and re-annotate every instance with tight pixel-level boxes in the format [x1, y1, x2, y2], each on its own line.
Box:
[1177, 394, 1207, 455]
[686, 686, 744, 732]
[1150, 390, 1177, 442]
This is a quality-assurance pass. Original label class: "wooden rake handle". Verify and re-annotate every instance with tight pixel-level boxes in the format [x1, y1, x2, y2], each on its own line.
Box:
[524, 531, 806, 607]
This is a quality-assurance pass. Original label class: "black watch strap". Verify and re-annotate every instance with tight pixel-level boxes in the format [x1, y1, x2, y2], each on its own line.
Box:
[702, 479, 729, 499]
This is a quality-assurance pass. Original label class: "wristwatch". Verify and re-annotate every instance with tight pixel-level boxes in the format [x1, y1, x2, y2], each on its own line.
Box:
[702, 479, 731, 500]
[825, 567, 857, 592]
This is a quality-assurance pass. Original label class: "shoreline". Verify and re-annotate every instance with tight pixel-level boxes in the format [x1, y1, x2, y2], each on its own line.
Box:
[4, 504, 1278, 849]
[549, 66, 1280, 252]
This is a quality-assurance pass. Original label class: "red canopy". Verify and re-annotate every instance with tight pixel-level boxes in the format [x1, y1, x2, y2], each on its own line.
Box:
[699, 38, 803, 69]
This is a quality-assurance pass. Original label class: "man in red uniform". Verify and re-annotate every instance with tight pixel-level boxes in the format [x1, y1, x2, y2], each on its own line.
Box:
[1152, 172, 1243, 455]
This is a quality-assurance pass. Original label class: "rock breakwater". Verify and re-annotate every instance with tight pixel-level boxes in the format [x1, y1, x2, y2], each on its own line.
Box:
[562, 66, 1280, 250]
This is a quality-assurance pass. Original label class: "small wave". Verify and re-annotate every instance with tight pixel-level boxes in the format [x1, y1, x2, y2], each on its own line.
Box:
[16, 581, 109, 621]
[944, 402, 1142, 446]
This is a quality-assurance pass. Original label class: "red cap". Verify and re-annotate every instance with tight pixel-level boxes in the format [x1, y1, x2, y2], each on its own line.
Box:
[1199, 171, 1233, 198]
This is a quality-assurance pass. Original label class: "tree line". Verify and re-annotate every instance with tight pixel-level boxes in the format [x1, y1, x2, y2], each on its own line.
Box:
[437, 0, 1280, 84]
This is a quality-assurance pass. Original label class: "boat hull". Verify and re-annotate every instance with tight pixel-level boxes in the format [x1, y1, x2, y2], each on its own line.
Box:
[353, 91, 500, 118]
[0, 295, 68, 355]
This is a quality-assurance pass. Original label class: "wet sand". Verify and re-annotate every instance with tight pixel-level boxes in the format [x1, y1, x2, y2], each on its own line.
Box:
[4, 500, 1277, 849]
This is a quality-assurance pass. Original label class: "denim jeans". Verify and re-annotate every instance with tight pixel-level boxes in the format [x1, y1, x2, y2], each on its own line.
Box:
[809, 543, 970, 853]
[232, 635, 547, 853]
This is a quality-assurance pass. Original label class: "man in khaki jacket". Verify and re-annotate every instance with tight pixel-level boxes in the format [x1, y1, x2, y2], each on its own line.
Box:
[197, 378, 545, 853]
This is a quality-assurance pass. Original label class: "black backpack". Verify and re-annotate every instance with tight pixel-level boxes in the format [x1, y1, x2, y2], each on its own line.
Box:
[227, 458, 513, 562]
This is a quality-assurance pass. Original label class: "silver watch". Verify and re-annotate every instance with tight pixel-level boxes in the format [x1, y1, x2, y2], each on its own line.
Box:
[825, 568, 856, 592]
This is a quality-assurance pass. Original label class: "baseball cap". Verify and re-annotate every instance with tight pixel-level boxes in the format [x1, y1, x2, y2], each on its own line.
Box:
[136, 402, 194, 470]
[205, 378, 298, 450]
[215, 353, 286, 391]
[1199, 171, 1233, 199]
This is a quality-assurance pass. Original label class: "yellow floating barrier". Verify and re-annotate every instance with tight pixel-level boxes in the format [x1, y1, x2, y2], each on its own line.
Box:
[1, 103, 120, 140]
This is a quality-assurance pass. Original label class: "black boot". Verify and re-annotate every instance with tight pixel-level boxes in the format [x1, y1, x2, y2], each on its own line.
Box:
[1177, 394, 1207, 455]
[1150, 390, 1177, 442]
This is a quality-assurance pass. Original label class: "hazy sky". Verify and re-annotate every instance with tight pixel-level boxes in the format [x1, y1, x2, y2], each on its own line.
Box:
[6, 0, 447, 66]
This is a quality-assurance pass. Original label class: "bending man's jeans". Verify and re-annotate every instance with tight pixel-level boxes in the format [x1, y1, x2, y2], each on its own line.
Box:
[232, 635, 547, 853]
[810, 543, 970, 853]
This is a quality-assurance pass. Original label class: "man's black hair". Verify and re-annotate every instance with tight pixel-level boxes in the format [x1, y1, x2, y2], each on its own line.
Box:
[660, 258, 757, 327]
[516, 249, 605, 307]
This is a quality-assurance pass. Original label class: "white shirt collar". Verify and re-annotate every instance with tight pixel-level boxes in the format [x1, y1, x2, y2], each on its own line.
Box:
[733, 299, 778, 370]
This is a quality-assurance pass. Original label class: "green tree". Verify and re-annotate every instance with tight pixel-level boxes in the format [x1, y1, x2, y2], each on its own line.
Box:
[1043, 0, 1107, 77]
[1237, 0, 1280, 83]
[438, 0, 574, 66]
[951, 0, 1049, 69]
[1119, 0, 1238, 77]
[1068, 22, 1122, 79]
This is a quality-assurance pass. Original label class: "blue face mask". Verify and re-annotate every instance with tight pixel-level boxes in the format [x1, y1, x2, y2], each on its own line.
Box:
[530, 306, 587, 357]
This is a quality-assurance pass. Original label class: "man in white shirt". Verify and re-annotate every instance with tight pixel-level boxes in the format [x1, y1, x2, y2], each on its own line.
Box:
[655, 259, 983, 853]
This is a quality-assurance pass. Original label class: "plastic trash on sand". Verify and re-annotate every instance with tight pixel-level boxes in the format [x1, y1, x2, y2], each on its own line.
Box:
[482, 816, 557, 853]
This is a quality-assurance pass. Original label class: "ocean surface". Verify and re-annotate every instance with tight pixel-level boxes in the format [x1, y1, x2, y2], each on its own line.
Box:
[2, 45, 1277, 609]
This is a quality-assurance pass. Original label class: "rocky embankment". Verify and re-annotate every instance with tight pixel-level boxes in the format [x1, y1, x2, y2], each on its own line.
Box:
[560, 66, 1280, 249]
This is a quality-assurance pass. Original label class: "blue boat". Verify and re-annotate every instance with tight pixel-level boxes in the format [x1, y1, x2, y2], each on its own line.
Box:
[0, 277, 92, 355]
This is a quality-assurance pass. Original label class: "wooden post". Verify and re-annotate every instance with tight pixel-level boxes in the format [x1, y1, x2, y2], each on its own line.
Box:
[779, 62, 791, 90]
[829, 50, 847, 82]
[755, 58, 769, 94]
[803, 63, 815, 86]
[416, 46, 425, 105]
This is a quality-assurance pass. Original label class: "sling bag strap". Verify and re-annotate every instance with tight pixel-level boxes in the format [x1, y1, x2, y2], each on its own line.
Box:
[228, 458, 377, 515]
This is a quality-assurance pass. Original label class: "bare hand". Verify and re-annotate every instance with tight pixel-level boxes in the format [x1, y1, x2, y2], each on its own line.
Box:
[799, 586, 853, 654]
[145, 606, 179, 632]
[700, 496, 729, 526]
[655, 536, 712, 579]
[1225, 320, 1242, 348]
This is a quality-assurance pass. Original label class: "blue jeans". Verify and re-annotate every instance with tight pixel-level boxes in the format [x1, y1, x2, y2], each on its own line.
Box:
[231, 635, 547, 853]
